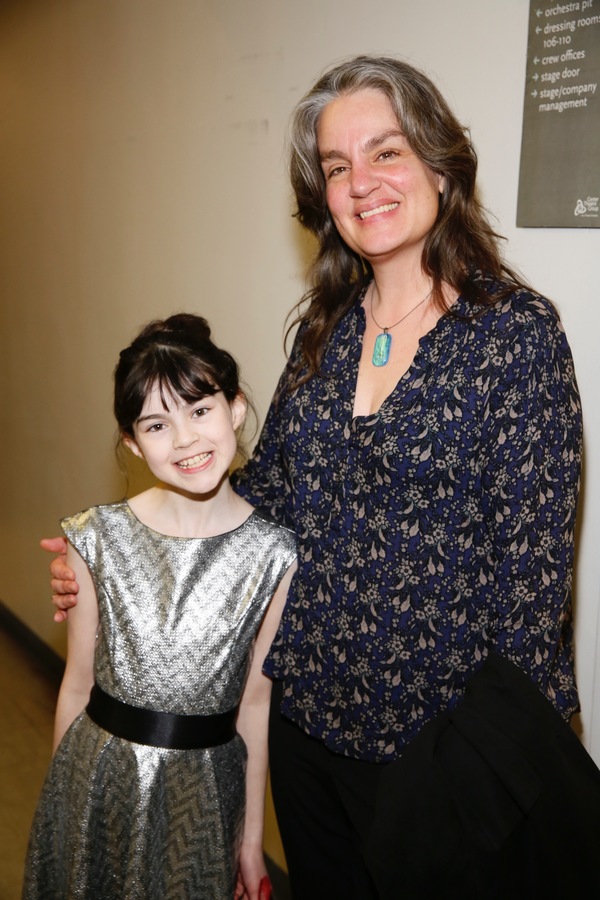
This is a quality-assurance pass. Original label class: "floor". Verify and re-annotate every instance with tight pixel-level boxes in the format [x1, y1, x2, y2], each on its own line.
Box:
[0, 622, 291, 900]
[0, 625, 59, 900]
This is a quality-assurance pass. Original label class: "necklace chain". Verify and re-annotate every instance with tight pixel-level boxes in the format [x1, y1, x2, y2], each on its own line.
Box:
[370, 285, 433, 334]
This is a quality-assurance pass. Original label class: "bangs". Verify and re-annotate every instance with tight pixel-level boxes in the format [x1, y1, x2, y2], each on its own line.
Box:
[125, 347, 221, 431]
[114, 322, 241, 437]
[148, 352, 219, 411]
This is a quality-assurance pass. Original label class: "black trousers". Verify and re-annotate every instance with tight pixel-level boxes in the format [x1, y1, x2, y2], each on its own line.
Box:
[268, 682, 383, 900]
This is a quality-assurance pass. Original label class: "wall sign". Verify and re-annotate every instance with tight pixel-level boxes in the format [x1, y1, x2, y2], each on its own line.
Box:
[517, 1, 600, 227]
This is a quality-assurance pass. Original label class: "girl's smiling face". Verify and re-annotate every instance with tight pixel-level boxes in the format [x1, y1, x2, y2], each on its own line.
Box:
[123, 382, 246, 497]
[317, 88, 444, 269]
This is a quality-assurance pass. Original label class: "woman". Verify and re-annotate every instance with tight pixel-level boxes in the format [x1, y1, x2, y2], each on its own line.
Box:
[47, 57, 582, 898]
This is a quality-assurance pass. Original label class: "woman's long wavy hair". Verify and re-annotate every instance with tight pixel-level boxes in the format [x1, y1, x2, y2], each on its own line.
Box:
[288, 55, 526, 379]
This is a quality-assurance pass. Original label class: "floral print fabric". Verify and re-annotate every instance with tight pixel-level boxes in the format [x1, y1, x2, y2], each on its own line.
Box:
[233, 281, 582, 762]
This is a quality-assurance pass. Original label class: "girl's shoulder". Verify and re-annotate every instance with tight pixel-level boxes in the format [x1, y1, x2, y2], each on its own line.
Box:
[246, 509, 297, 556]
[60, 501, 130, 569]
[61, 500, 129, 539]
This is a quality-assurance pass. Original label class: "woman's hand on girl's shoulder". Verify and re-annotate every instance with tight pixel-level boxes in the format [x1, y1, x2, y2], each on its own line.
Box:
[40, 536, 80, 621]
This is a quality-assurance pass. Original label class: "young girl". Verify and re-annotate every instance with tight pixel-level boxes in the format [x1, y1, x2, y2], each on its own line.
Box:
[23, 314, 296, 900]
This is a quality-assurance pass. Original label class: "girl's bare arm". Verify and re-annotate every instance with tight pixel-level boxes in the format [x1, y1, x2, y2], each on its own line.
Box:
[235, 562, 296, 900]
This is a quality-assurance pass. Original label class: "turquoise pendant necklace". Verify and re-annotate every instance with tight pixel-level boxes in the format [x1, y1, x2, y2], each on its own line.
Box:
[370, 286, 433, 367]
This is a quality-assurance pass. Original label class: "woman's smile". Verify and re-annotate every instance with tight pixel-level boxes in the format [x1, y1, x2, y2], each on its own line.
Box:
[357, 201, 400, 220]
[317, 88, 444, 268]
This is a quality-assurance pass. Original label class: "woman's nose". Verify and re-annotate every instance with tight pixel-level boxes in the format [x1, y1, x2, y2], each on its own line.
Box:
[349, 160, 380, 197]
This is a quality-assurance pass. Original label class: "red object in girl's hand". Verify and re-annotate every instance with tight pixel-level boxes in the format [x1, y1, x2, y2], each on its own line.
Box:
[259, 875, 273, 899]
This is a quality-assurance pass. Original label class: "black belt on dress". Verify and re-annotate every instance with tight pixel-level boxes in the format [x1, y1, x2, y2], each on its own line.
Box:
[86, 683, 238, 750]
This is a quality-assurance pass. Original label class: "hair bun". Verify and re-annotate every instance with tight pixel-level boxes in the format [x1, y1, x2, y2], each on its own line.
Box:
[161, 313, 212, 342]
[132, 313, 212, 347]
[114, 312, 244, 439]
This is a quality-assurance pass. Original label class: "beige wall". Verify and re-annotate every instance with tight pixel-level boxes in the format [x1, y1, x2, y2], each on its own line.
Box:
[1, 0, 600, 829]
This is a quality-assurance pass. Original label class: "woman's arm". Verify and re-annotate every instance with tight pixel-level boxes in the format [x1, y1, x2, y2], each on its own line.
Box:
[231, 408, 287, 525]
[480, 307, 582, 711]
[235, 563, 296, 900]
[231, 327, 306, 526]
[52, 542, 98, 752]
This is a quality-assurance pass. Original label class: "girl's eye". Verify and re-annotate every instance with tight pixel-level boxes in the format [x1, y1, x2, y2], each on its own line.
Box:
[192, 407, 209, 418]
[147, 423, 166, 433]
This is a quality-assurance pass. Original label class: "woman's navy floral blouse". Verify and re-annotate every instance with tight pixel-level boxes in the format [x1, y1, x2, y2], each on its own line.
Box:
[232, 281, 582, 763]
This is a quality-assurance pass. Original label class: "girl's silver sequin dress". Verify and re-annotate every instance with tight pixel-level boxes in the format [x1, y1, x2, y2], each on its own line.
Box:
[23, 502, 296, 900]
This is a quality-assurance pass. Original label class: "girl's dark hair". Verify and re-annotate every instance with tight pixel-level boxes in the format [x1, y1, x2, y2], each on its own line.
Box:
[114, 313, 242, 438]
[287, 55, 527, 379]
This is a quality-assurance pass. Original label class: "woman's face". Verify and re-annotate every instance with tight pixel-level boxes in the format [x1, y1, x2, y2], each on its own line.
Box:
[317, 88, 444, 269]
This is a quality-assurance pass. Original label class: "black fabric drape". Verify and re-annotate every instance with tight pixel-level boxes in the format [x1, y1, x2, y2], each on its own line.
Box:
[366, 654, 600, 899]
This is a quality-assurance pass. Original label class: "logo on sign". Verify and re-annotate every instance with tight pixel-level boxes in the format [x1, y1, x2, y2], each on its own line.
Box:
[574, 197, 599, 217]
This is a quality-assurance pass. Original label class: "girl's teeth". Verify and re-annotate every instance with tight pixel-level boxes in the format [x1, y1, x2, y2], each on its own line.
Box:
[177, 453, 210, 468]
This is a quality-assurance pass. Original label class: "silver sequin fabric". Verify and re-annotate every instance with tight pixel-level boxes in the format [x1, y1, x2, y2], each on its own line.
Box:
[23, 502, 296, 900]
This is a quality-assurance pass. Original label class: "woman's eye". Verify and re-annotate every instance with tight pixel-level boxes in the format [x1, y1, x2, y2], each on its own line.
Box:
[327, 165, 348, 179]
[377, 149, 399, 161]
